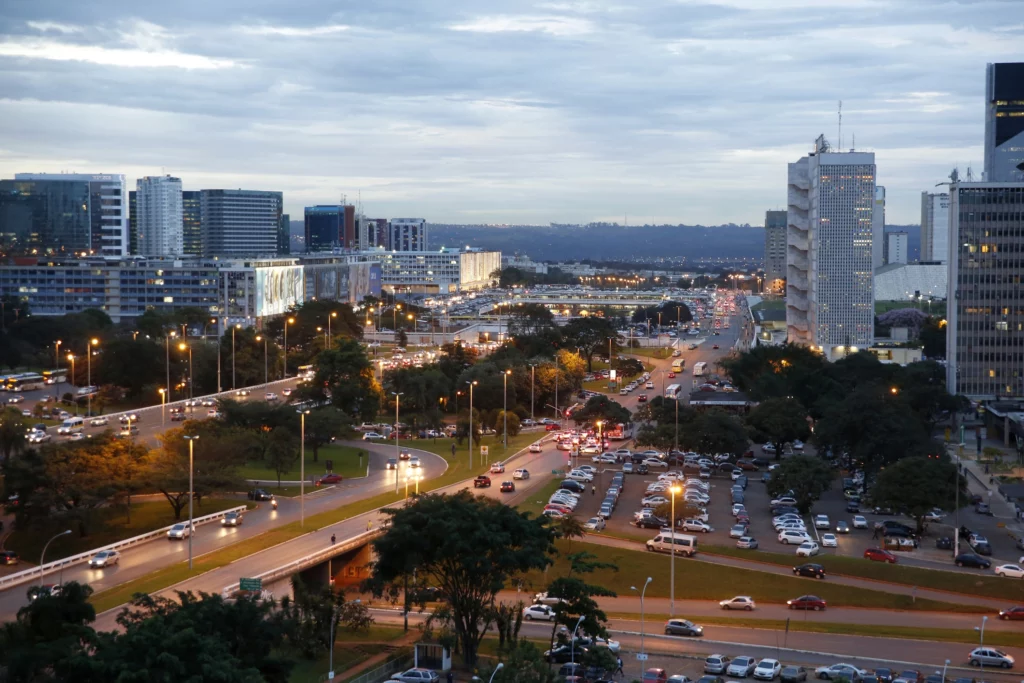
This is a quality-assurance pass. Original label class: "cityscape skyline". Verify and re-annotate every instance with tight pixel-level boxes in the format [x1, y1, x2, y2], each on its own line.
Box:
[1, 1, 1021, 225]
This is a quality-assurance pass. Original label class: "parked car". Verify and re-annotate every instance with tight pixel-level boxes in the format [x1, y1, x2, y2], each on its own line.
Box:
[705, 656, 731, 675]
[584, 517, 606, 531]
[522, 604, 556, 621]
[955, 553, 992, 569]
[754, 660, 782, 681]
[737, 536, 759, 549]
[780, 667, 807, 683]
[814, 665, 867, 681]
[796, 541, 820, 557]
[995, 564, 1024, 578]
[395, 669, 440, 683]
[727, 657, 757, 678]
[786, 595, 826, 611]
[719, 596, 756, 611]
[664, 619, 704, 637]
[853, 515, 869, 529]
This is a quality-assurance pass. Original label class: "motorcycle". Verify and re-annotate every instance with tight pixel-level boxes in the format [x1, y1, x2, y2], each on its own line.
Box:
[271, 498, 278, 510]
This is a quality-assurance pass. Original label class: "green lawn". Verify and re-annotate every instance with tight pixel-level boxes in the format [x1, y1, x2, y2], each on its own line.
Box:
[703, 544, 1024, 602]
[521, 540, 986, 613]
[5, 498, 245, 563]
[625, 347, 673, 360]
[90, 430, 547, 613]
[288, 627, 408, 683]
[238, 444, 370, 483]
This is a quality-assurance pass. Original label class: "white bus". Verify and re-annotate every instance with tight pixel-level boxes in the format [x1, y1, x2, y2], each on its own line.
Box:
[7, 373, 45, 392]
[665, 383, 682, 399]
[692, 361, 708, 377]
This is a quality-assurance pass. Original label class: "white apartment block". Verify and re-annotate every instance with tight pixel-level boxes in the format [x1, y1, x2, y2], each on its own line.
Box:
[920, 192, 950, 263]
[137, 175, 184, 256]
[886, 232, 908, 265]
[872, 186, 886, 269]
[786, 136, 876, 358]
[389, 218, 428, 251]
[353, 247, 500, 294]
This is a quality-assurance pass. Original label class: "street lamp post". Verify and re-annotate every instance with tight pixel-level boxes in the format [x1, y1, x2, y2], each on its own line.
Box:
[467, 380, 478, 469]
[300, 410, 310, 526]
[529, 363, 536, 422]
[488, 663, 505, 683]
[179, 343, 193, 400]
[231, 324, 240, 390]
[570, 614, 586, 667]
[86, 338, 98, 416]
[159, 388, 166, 426]
[256, 335, 268, 384]
[669, 485, 681, 615]
[503, 369, 511, 449]
[328, 311, 337, 349]
[40, 530, 72, 586]
[631, 577, 653, 659]
[213, 318, 222, 393]
[674, 397, 679, 453]
[53, 340, 62, 399]
[975, 616, 988, 672]
[183, 435, 199, 569]
[165, 332, 175, 403]
[67, 354, 76, 413]
[284, 317, 294, 378]
[392, 392, 404, 493]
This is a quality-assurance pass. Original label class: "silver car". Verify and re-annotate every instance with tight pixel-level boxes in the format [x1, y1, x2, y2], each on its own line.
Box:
[968, 648, 1014, 668]
[704, 655, 731, 674]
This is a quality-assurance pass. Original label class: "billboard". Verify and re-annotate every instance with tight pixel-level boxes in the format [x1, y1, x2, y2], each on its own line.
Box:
[255, 265, 303, 317]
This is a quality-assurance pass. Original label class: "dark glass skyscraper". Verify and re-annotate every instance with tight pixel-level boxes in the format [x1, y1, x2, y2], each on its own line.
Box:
[0, 178, 94, 256]
[304, 205, 355, 251]
[182, 190, 202, 256]
[985, 62, 1024, 183]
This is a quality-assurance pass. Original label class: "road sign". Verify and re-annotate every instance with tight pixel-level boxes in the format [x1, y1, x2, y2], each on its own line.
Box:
[239, 577, 262, 592]
[480, 446, 489, 456]
[325, 459, 334, 470]
[636, 653, 648, 661]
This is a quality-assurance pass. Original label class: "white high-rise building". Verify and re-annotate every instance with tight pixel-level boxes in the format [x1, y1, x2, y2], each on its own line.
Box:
[389, 218, 428, 251]
[920, 191, 950, 262]
[786, 136, 876, 358]
[886, 232, 908, 265]
[137, 176, 184, 256]
[872, 186, 886, 269]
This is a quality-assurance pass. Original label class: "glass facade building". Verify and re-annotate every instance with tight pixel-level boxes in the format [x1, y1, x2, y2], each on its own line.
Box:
[201, 189, 283, 258]
[985, 62, 1024, 183]
[182, 190, 202, 256]
[0, 178, 94, 256]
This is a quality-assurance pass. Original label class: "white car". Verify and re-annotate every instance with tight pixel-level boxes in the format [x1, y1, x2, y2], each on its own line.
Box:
[852, 515, 869, 529]
[522, 604, 556, 621]
[778, 530, 812, 545]
[924, 508, 945, 522]
[995, 564, 1024, 578]
[729, 524, 748, 539]
[529, 443, 542, 453]
[683, 520, 712, 533]
[771, 496, 797, 507]
[814, 515, 830, 530]
[719, 595, 756, 611]
[727, 657, 758, 677]
[362, 432, 386, 441]
[89, 416, 109, 427]
[264, 392, 278, 401]
[642, 496, 669, 508]
[167, 522, 194, 540]
[584, 517, 606, 532]
[753, 659, 782, 681]
[791, 440, 804, 451]
[796, 541, 820, 557]
[814, 665, 867, 681]
[88, 550, 120, 568]
[821, 533, 838, 548]
[732, 503, 746, 516]
[643, 458, 669, 469]
[408, 457, 421, 469]
[513, 469, 530, 480]
[594, 453, 617, 463]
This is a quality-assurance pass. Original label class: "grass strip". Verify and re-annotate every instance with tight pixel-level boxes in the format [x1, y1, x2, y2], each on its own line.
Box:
[605, 612, 1024, 649]
[520, 541, 987, 614]
[517, 479, 566, 519]
[703, 544, 1024, 603]
[238, 444, 370, 482]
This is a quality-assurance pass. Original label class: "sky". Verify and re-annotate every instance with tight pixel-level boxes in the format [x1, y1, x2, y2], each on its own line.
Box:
[0, 0, 1021, 227]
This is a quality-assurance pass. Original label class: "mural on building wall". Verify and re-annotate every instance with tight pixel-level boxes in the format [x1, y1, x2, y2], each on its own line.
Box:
[255, 265, 304, 316]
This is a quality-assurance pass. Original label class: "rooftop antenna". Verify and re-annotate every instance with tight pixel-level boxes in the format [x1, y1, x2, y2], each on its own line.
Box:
[837, 100, 843, 151]
[966, 166, 975, 182]
[852, 133, 855, 151]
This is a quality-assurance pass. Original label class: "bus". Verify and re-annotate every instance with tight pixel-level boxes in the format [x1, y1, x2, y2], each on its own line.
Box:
[296, 365, 316, 381]
[671, 358, 686, 373]
[7, 373, 45, 392]
[0, 374, 18, 391]
[665, 383, 682, 399]
[43, 369, 67, 385]
[692, 362, 708, 377]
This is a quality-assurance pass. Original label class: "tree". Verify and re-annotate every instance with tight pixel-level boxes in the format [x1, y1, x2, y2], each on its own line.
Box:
[367, 491, 554, 666]
[571, 395, 631, 429]
[766, 455, 834, 514]
[679, 409, 750, 457]
[507, 304, 557, 339]
[303, 408, 351, 463]
[266, 428, 299, 487]
[562, 318, 618, 372]
[745, 398, 811, 460]
[486, 641, 556, 683]
[396, 328, 408, 348]
[279, 577, 372, 659]
[870, 457, 966, 533]
[0, 406, 29, 463]
[150, 424, 250, 519]
[544, 551, 617, 659]
[496, 410, 522, 438]
[315, 338, 381, 421]
[919, 317, 946, 359]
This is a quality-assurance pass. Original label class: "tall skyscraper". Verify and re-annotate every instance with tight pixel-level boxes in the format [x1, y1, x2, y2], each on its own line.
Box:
[137, 175, 184, 256]
[0, 173, 128, 256]
[304, 205, 356, 251]
[872, 186, 886, 269]
[200, 189, 283, 257]
[182, 190, 202, 256]
[946, 182, 1024, 399]
[128, 190, 138, 254]
[389, 218, 428, 251]
[763, 210, 787, 293]
[885, 232, 908, 265]
[371, 218, 389, 249]
[786, 136, 876, 357]
[984, 63, 1024, 183]
[278, 213, 291, 255]
[920, 191, 950, 263]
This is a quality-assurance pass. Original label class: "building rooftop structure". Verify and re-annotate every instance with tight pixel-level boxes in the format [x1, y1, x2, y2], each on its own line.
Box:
[873, 263, 947, 302]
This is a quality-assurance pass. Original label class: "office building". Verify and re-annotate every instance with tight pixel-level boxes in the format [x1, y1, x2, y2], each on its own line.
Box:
[0, 254, 380, 325]
[389, 218, 428, 251]
[786, 136, 876, 357]
[370, 218, 389, 249]
[946, 182, 1024, 399]
[201, 189, 283, 258]
[920, 191, 950, 263]
[984, 63, 1024, 183]
[305, 204, 356, 252]
[886, 232, 908, 265]
[182, 191, 202, 256]
[872, 186, 886, 269]
[278, 213, 291, 255]
[353, 247, 499, 294]
[128, 190, 138, 254]
[764, 210, 787, 293]
[137, 175, 184, 256]
[0, 173, 128, 256]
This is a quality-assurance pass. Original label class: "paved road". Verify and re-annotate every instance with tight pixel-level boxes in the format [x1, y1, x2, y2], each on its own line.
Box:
[0, 440, 448, 620]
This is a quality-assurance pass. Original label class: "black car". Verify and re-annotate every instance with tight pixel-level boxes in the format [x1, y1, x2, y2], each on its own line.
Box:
[935, 537, 953, 550]
[772, 505, 799, 516]
[560, 480, 585, 493]
[0, 550, 18, 566]
[781, 667, 808, 683]
[558, 664, 585, 679]
[954, 553, 991, 569]
[846, 500, 861, 513]
[410, 586, 445, 603]
[972, 541, 992, 556]
[873, 668, 893, 683]
[751, 457, 770, 467]
[923, 676, 948, 683]
[546, 645, 589, 663]
[793, 563, 826, 579]
[635, 516, 669, 529]
[247, 488, 273, 501]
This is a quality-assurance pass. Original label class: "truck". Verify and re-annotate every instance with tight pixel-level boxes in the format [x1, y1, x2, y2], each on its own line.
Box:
[693, 361, 708, 377]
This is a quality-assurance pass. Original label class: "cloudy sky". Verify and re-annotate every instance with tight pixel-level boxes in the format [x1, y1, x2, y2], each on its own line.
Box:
[0, 0, 1020, 226]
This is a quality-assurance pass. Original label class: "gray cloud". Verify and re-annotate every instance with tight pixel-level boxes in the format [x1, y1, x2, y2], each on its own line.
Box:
[0, 0, 1020, 225]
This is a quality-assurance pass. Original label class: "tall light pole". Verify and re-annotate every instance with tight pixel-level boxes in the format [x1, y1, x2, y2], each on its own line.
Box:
[179, 342, 193, 400]
[570, 614, 586, 667]
[669, 485, 681, 615]
[631, 576, 653, 660]
[183, 435, 199, 569]
[67, 354, 76, 413]
[86, 338, 98, 416]
[392, 392, 404, 493]
[40, 530, 71, 586]
[159, 387, 166, 426]
[256, 335, 268, 384]
[975, 616, 988, 672]
[467, 380, 478, 469]
[284, 317, 294, 378]
[213, 318, 222, 393]
[165, 331, 176, 402]
[54, 339, 62, 372]
[554, 353, 560, 427]
[231, 324, 240, 390]
[328, 311, 337, 349]
[529, 363, 536, 422]
[674, 397, 680, 453]
[503, 369, 511, 449]
[299, 410, 309, 526]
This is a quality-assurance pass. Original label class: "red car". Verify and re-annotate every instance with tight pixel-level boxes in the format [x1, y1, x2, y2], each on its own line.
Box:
[712, 344, 720, 349]
[999, 606, 1024, 620]
[638, 394, 648, 402]
[474, 475, 492, 488]
[863, 547, 898, 564]
[642, 669, 667, 683]
[667, 372, 676, 378]
[545, 424, 559, 431]
[787, 595, 826, 611]
[318, 473, 343, 485]
[500, 481, 516, 493]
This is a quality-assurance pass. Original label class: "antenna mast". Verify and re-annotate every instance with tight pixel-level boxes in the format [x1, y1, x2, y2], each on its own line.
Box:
[837, 100, 842, 151]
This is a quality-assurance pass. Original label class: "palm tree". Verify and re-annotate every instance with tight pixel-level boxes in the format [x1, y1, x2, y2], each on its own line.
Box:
[555, 515, 586, 553]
